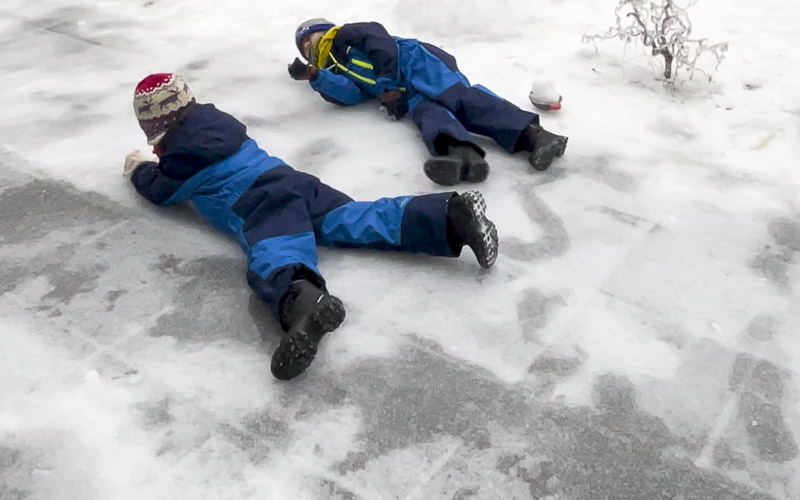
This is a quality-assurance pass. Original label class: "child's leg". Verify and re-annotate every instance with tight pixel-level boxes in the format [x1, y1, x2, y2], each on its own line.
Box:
[234, 166, 350, 320]
[401, 43, 536, 154]
[409, 96, 490, 186]
[434, 82, 537, 153]
[306, 178, 499, 268]
[235, 166, 350, 380]
[408, 95, 478, 156]
[311, 188, 458, 257]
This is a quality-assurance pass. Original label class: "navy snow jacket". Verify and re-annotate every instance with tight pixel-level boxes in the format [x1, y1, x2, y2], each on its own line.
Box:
[131, 103, 286, 251]
[310, 22, 462, 106]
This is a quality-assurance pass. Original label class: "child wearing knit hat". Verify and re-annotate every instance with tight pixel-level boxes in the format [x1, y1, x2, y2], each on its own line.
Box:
[125, 73, 499, 381]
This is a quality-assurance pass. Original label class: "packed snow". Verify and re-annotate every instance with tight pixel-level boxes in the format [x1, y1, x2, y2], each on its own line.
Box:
[1, 0, 799, 498]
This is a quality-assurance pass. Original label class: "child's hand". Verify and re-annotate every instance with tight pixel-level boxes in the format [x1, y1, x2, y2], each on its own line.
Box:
[288, 58, 317, 81]
[123, 150, 156, 177]
[379, 90, 408, 120]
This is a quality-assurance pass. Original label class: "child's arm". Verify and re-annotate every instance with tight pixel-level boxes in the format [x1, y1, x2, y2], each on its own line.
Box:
[289, 57, 368, 106]
[124, 150, 186, 205]
[310, 69, 370, 106]
[334, 22, 400, 94]
[130, 161, 187, 206]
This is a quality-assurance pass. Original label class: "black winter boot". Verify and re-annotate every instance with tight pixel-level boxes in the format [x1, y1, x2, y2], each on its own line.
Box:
[447, 191, 499, 269]
[517, 124, 568, 171]
[424, 144, 489, 186]
[271, 280, 345, 381]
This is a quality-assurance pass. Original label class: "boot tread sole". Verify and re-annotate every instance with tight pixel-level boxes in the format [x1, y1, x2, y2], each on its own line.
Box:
[460, 191, 499, 269]
[271, 295, 345, 381]
[529, 136, 568, 171]
[424, 157, 464, 186]
[425, 156, 490, 185]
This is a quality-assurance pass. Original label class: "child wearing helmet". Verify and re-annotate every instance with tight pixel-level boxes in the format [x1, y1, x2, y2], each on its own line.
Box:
[124, 73, 499, 381]
[289, 19, 568, 186]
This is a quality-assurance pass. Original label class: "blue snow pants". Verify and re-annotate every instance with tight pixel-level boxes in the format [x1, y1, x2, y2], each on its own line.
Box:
[399, 40, 538, 155]
[162, 139, 458, 323]
[233, 164, 457, 321]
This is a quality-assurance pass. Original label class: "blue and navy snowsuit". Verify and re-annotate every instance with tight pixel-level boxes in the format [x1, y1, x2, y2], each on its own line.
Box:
[131, 103, 459, 322]
[309, 22, 538, 156]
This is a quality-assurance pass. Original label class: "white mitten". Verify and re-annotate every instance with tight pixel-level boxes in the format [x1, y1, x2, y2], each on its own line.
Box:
[123, 150, 156, 177]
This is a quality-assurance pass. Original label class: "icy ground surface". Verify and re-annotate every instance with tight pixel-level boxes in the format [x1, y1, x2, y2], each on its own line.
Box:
[1, 0, 799, 498]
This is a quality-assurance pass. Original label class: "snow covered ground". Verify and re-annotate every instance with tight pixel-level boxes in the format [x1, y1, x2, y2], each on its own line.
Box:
[1, 0, 799, 498]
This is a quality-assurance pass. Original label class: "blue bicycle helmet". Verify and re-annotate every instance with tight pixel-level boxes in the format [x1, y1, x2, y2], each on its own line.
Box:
[295, 18, 335, 59]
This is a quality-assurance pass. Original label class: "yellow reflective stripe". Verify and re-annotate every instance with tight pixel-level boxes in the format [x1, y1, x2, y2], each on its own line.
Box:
[343, 46, 374, 69]
[350, 59, 373, 70]
[344, 70, 376, 85]
[329, 53, 377, 85]
[329, 52, 404, 90]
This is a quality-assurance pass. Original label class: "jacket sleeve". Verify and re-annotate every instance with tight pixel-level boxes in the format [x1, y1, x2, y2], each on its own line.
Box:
[310, 69, 370, 106]
[334, 22, 399, 93]
[130, 161, 188, 206]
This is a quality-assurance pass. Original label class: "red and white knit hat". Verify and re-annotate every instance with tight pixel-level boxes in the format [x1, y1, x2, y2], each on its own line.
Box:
[133, 73, 195, 145]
